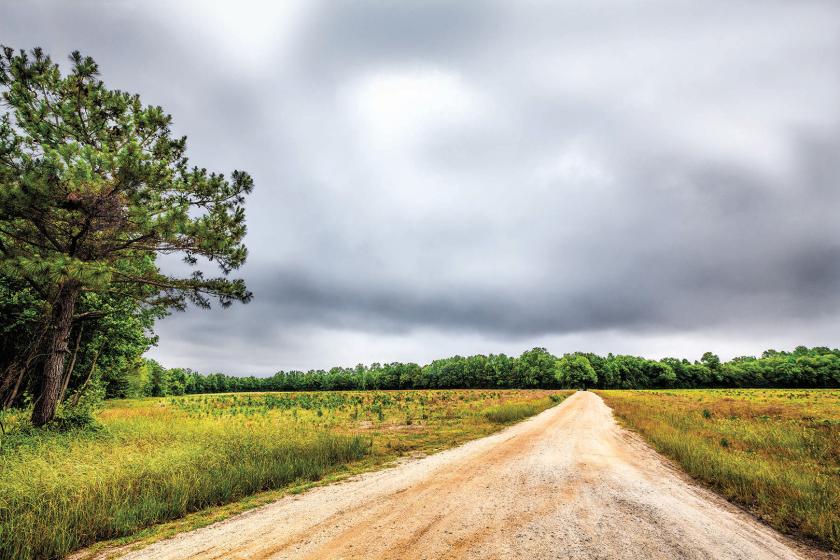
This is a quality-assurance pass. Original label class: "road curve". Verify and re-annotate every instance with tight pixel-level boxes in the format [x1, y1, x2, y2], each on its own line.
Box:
[120, 391, 828, 560]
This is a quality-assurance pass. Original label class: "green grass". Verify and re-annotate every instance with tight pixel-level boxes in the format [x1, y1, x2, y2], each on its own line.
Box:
[0, 389, 569, 560]
[597, 389, 840, 552]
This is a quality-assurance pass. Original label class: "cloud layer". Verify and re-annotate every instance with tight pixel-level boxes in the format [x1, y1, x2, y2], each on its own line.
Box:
[3, 0, 839, 373]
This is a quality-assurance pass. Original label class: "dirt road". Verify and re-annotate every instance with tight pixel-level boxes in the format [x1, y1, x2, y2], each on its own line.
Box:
[120, 391, 827, 560]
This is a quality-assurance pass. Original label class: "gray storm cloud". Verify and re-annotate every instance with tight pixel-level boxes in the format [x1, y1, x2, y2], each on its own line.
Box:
[2, 0, 839, 373]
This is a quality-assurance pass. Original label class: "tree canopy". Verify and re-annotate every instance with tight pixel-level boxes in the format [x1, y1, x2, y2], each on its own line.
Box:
[554, 354, 598, 389]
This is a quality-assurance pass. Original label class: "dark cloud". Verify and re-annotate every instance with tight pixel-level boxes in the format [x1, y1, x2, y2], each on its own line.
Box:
[2, 0, 839, 373]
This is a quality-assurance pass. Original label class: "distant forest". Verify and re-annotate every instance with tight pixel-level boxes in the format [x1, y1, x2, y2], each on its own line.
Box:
[138, 346, 840, 397]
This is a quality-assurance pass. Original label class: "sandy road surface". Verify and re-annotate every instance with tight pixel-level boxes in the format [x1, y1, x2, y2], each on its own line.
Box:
[119, 391, 828, 560]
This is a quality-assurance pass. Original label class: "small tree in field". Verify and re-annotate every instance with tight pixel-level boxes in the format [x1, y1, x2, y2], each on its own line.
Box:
[0, 47, 253, 425]
[554, 354, 598, 389]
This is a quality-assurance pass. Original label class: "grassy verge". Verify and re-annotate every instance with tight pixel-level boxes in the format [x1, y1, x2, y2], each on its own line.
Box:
[597, 389, 840, 551]
[484, 403, 537, 423]
[0, 389, 569, 559]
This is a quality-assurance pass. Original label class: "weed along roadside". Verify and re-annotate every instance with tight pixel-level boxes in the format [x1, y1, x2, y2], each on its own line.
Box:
[0, 389, 569, 560]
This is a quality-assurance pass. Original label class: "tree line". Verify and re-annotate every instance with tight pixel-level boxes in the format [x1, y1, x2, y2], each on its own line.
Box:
[137, 346, 840, 397]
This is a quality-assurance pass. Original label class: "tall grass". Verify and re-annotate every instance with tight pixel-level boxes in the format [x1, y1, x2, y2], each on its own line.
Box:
[484, 404, 537, 424]
[484, 403, 537, 423]
[0, 389, 567, 559]
[598, 389, 840, 552]
[0, 426, 368, 559]
[483, 392, 568, 423]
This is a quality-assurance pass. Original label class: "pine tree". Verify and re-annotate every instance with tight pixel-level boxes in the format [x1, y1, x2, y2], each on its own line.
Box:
[0, 47, 253, 425]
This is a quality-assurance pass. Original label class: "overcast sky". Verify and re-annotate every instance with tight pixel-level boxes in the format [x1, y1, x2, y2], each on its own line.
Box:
[3, 1, 840, 374]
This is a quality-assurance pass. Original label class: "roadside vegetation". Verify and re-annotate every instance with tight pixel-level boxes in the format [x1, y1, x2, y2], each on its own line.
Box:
[0, 389, 568, 560]
[484, 402, 537, 423]
[598, 389, 840, 551]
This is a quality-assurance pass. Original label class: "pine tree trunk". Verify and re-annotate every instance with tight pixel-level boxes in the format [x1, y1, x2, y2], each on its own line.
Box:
[70, 345, 101, 407]
[58, 323, 84, 404]
[5, 366, 25, 408]
[0, 364, 24, 409]
[1, 322, 48, 409]
[31, 280, 81, 426]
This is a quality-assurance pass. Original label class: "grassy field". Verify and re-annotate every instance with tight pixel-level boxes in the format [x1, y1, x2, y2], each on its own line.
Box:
[597, 389, 840, 551]
[0, 389, 569, 560]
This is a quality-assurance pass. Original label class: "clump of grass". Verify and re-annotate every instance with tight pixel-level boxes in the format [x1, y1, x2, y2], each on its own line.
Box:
[598, 389, 840, 552]
[483, 393, 568, 424]
[484, 403, 538, 423]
